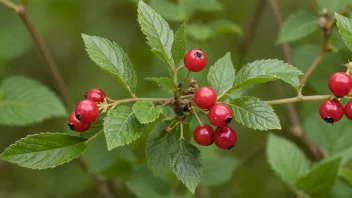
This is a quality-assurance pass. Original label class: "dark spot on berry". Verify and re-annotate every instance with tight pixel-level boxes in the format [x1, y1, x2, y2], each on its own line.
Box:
[84, 92, 87, 99]
[227, 145, 234, 150]
[324, 117, 334, 124]
[194, 51, 203, 59]
[75, 113, 81, 120]
[225, 116, 233, 125]
[68, 122, 75, 131]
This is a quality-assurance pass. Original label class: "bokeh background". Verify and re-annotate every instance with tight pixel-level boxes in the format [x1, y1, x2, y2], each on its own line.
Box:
[0, 0, 351, 197]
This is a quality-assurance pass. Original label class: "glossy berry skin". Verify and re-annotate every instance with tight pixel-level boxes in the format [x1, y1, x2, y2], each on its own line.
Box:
[328, 72, 352, 97]
[208, 104, 233, 127]
[75, 99, 99, 123]
[319, 99, 344, 124]
[344, 100, 352, 120]
[85, 88, 106, 103]
[193, 124, 214, 146]
[194, 87, 217, 109]
[184, 49, 207, 72]
[214, 126, 237, 150]
[67, 112, 90, 132]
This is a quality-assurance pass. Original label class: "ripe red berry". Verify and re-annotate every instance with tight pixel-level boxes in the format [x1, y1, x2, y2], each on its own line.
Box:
[328, 72, 352, 97]
[344, 100, 352, 120]
[319, 99, 344, 124]
[85, 88, 106, 103]
[75, 99, 99, 123]
[214, 126, 237, 150]
[193, 124, 214, 146]
[67, 112, 90, 132]
[184, 49, 207, 72]
[194, 87, 217, 109]
[208, 104, 233, 127]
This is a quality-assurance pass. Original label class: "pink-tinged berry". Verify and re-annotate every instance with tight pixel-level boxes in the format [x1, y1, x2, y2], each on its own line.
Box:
[194, 87, 217, 109]
[344, 100, 352, 120]
[214, 126, 237, 150]
[208, 104, 233, 127]
[67, 112, 90, 132]
[75, 99, 99, 123]
[193, 124, 214, 146]
[184, 49, 207, 72]
[319, 99, 344, 124]
[85, 88, 106, 103]
[328, 72, 352, 97]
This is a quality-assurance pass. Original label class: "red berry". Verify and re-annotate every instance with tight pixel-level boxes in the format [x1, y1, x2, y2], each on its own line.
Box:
[67, 112, 90, 132]
[194, 87, 217, 109]
[193, 124, 214, 146]
[75, 99, 99, 123]
[184, 49, 207, 72]
[328, 72, 352, 97]
[85, 88, 106, 103]
[344, 100, 352, 120]
[214, 126, 237, 150]
[208, 104, 233, 127]
[319, 99, 344, 124]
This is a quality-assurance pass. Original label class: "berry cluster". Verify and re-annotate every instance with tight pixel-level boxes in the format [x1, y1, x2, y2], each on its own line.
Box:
[185, 49, 237, 150]
[320, 72, 352, 124]
[67, 88, 106, 132]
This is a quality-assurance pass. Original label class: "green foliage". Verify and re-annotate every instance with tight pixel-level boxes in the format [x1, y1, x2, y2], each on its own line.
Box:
[150, 0, 187, 22]
[339, 167, 352, 186]
[80, 113, 105, 139]
[132, 100, 162, 124]
[335, 13, 352, 52]
[316, 0, 352, 13]
[172, 23, 187, 66]
[277, 10, 318, 43]
[0, 76, 66, 126]
[145, 77, 174, 95]
[0, 133, 87, 169]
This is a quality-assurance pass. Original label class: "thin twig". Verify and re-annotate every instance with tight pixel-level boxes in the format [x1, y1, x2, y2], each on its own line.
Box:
[179, 70, 190, 94]
[300, 51, 324, 86]
[265, 94, 332, 105]
[0, 0, 18, 11]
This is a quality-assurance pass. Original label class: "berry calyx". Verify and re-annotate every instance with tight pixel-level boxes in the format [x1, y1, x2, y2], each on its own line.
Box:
[344, 100, 352, 120]
[184, 49, 207, 72]
[75, 99, 99, 123]
[67, 112, 90, 132]
[193, 124, 214, 146]
[328, 72, 352, 97]
[85, 88, 106, 103]
[208, 104, 233, 127]
[214, 126, 237, 150]
[319, 99, 344, 124]
[194, 87, 217, 109]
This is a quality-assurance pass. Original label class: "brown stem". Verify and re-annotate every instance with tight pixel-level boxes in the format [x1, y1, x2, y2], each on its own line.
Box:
[300, 51, 324, 86]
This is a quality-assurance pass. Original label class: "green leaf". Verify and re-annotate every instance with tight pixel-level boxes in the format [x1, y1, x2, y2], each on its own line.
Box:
[267, 134, 310, 185]
[277, 11, 318, 43]
[82, 34, 137, 94]
[161, 106, 176, 119]
[228, 97, 281, 130]
[146, 122, 178, 176]
[150, 0, 187, 22]
[145, 77, 174, 95]
[80, 113, 105, 139]
[186, 24, 212, 41]
[172, 23, 187, 66]
[330, 179, 352, 198]
[170, 139, 202, 193]
[104, 106, 143, 150]
[339, 167, 352, 186]
[317, 0, 352, 13]
[230, 59, 303, 92]
[182, 0, 222, 13]
[99, 158, 133, 179]
[1, 133, 87, 169]
[126, 165, 171, 198]
[335, 13, 352, 52]
[137, 1, 174, 66]
[132, 101, 162, 124]
[201, 156, 238, 186]
[296, 157, 341, 196]
[207, 52, 235, 97]
[0, 76, 66, 126]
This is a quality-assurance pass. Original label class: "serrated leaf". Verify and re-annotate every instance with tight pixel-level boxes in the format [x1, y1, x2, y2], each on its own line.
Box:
[162, 106, 176, 119]
[137, 1, 174, 66]
[145, 77, 174, 95]
[201, 156, 238, 186]
[230, 59, 303, 92]
[150, 0, 188, 22]
[146, 121, 178, 176]
[0, 76, 66, 126]
[82, 34, 137, 94]
[170, 139, 202, 193]
[1, 133, 87, 169]
[296, 158, 341, 196]
[132, 101, 162, 124]
[339, 167, 352, 186]
[228, 97, 281, 130]
[172, 23, 187, 66]
[207, 52, 235, 97]
[335, 13, 352, 52]
[267, 134, 310, 185]
[277, 11, 318, 43]
[317, 0, 352, 13]
[80, 113, 105, 139]
[104, 106, 143, 150]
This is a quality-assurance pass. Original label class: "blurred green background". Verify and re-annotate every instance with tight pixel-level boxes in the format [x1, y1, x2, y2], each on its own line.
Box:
[0, 0, 351, 197]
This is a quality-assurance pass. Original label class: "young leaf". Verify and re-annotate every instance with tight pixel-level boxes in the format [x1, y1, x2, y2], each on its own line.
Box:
[104, 106, 143, 150]
[170, 139, 202, 193]
[230, 59, 303, 92]
[82, 34, 137, 94]
[335, 13, 352, 52]
[1, 133, 87, 169]
[137, 1, 175, 66]
[132, 101, 162, 124]
[150, 0, 188, 22]
[267, 134, 310, 185]
[146, 122, 178, 176]
[0, 76, 66, 126]
[228, 96, 281, 130]
[145, 77, 174, 95]
[80, 113, 105, 139]
[207, 52, 235, 97]
[296, 157, 341, 196]
[277, 11, 318, 43]
[172, 23, 187, 66]
[317, 0, 352, 13]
